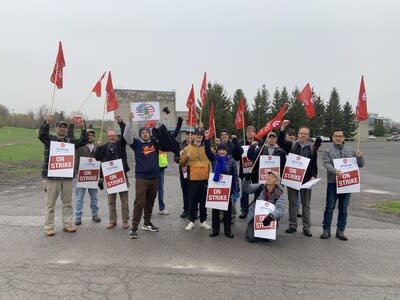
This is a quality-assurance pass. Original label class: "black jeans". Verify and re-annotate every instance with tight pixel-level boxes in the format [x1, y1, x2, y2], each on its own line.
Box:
[188, 180, 207, 223]
[180, 173, 189, 213]
[212, 201, 232, 234]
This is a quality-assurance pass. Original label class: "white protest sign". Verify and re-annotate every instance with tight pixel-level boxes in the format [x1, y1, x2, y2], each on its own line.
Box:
[130, 102, 160, 121]
[333, 157, 360, 194]
[281, 153, 310, 190]
[241, 146, 254, 174]
[206, 173, 232, 211]
[48, 141, 75, 178]
[76, 157, 100, 189]
[101, 159, 128, 194]
[254, 200, 276, 240]
[258, 155, 280, 184]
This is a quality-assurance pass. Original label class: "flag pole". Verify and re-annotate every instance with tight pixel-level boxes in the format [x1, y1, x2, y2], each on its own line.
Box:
[77, 90, 93, 113]
[100, 97, 107, 140]
[356, 121, 361, 151]
[242, 111, 246, 146]
[50, 63, 59, 113]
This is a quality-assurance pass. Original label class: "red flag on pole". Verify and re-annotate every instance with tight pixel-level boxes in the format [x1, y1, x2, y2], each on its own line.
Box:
[92, 72, 106, 97]
[297, 83, 315, 119]
[144, 120, 156, 128]
[200, 72, 207, 106]
[186, 84, 197, 126]
[106, 71, 119, 112]
[50, 41, 66, 89]
[356, 75, 368, 122]
[208, 102, 216, 138]
[255, 103, 289, 140]
[235, 96, 245, 129]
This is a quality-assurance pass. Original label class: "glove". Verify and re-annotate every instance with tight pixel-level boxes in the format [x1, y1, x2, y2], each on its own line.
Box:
[262, 214, 274, 227]
[314, 137, 322, 150]
[231, 191, 240, 203]
[98, 178, 104, 190]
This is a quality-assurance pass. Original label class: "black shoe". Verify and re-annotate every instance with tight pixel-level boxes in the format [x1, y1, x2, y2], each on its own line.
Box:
[239, 213, 247, 219]
[180, 211, 188, 218]
[303, 229, 312, 237]
[141, 222, 159, 232]
[209, 232, 219, 237]
[336, 229, 348, 241]
[129, 229, 138, 239]
[74, 219, 81, 226]
[92, 216, 101, 223]
[225, 232, 234, 238]
[320, 229, 331, 239]
[285, 227, 297, 234]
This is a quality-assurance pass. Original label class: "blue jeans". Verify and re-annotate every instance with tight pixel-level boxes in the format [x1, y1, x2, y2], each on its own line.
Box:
[240, 192, 249, 214]
[75, 186, 99, 219]
[323, 183, 351, 231]
[158, 168, 165, 211]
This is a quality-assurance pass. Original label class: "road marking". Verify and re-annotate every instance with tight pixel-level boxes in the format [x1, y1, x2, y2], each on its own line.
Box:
[363, 189, 395, 195]
[56, 260, 74, 265]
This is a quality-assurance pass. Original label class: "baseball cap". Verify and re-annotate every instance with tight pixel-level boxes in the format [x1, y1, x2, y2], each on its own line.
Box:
[56, 121, 68, 128]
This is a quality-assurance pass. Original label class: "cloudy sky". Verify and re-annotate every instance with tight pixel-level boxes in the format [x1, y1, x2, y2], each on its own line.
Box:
[0, 0, 399, 121]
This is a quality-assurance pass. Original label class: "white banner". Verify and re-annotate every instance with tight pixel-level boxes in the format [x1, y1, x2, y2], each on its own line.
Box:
[47, 141, 75, 178]
[258, 155, 280, 184]
[130, 102, 160, 121]
[101, 159, 128, 194]
[76, 157, 101, 189]
[241, 146, 254, 174]
[254, 200, 276, 240]
[281, 153, 310, 191]
[206, 173, 232, 211]
[333, 157, 360, 194]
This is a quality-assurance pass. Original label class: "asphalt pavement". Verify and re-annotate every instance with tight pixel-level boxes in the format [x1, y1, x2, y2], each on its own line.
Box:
[0, 141, 399, 299]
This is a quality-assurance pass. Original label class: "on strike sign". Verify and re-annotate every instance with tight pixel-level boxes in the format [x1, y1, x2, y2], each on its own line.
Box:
[206, 173, 232, 211]
[333, 157, 360, 194]
[254, 200, 276, 240]
[281, 153, 310, 190]
[48, 141, 75, 178]
[258, 155, 280, 184]
[241, 146, 253, 174]
[101, 159, 128, 194]
[76, 157, 100, 189]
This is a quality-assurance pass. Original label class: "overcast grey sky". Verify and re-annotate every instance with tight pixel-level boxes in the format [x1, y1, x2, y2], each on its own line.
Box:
[0, 0, 399, 121]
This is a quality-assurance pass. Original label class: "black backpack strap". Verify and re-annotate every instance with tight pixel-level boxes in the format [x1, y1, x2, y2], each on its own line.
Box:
[247, 184, 264, 209]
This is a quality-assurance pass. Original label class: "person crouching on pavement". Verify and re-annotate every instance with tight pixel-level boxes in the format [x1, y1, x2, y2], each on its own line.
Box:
[242, 171, 285, 242]
[204, 130, 240, 238]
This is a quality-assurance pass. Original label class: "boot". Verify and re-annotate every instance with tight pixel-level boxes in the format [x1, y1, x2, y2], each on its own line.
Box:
[336, 229, 348, 241]
[320, 229, 331, 239]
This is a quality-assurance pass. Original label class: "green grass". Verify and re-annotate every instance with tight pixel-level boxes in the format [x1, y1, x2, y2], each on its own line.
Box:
[0, 142, 43, 161]
[0, 127, 38, 143]
[376, 201, 400, 215]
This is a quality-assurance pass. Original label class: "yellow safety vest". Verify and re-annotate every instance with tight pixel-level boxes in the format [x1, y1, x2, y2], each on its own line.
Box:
[159, 151, 168, 168]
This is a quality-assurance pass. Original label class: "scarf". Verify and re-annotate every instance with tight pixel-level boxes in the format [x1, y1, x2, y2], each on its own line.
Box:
[213, 155, 227, 182]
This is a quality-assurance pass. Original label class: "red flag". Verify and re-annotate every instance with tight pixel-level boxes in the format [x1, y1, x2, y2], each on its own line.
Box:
[92, 72, 106, 97]
[297, 83, 315, 119]
[255, 103, 289, 140]
[186, 84, 197, 126]
[144, 120, 156, 128]
[208, 102, 216, 138]
[106, 71, 119, 112]
[50, 41, 66, 89]
[356, 75, 368, 122]
[235, 96, 245, 129]
[200, 72, 207, 106]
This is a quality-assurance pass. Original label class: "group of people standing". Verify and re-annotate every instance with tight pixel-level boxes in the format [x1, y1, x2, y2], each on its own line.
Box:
[39, 112, 364, 242]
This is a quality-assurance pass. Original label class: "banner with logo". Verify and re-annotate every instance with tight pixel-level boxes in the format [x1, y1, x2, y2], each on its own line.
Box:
[258, 155, 280, 184]
[281, 153, 310, 190]
[76, 157, 100, 189]
[206, 173, 232, 211]
[254, 200, 276, 240]
[101, 159, 128, 194]
[48, 141, 75, 178]
[130, 102, 160, 121]
[333, 157, 360, 194]
[241, 146, 254, 174]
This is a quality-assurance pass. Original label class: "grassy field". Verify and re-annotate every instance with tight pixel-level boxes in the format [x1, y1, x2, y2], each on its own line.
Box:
[377, 201, 400, 215]
[0, 127, 42, 161]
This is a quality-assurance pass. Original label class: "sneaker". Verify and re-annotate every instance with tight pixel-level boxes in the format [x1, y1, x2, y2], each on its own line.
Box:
[185, 221, 194, 231]
[180, 211, 188, 218]
[303, 228, 312, 237]
[239, 213, 247, 219]
[92, 216, 101, 223]
[320, 229, 331, 239]
[159, 210, 170, 215]
[75, 219, 82, 226]
[63, 225, 77, 233]
[129, 229, 138, 239]
[225, 232, 234, 238]
[141, 223, 159, 232]
[200, 221, 211, 230]
[45, 228, 55, 236]
[209, 231, 219, 237]
[336, 229, 348, 241]
[285, 227, 297, 234]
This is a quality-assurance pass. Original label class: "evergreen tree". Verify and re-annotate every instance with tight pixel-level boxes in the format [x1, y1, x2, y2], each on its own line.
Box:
[308, 95, 326, 137]
[324, 88, 344, 136]
[342, 101, 357, 138]
[285, 87, 308, 132]
[250, 84, 270, 130]
[270, 88, 282, 115]
[231, 89, 251, 138]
